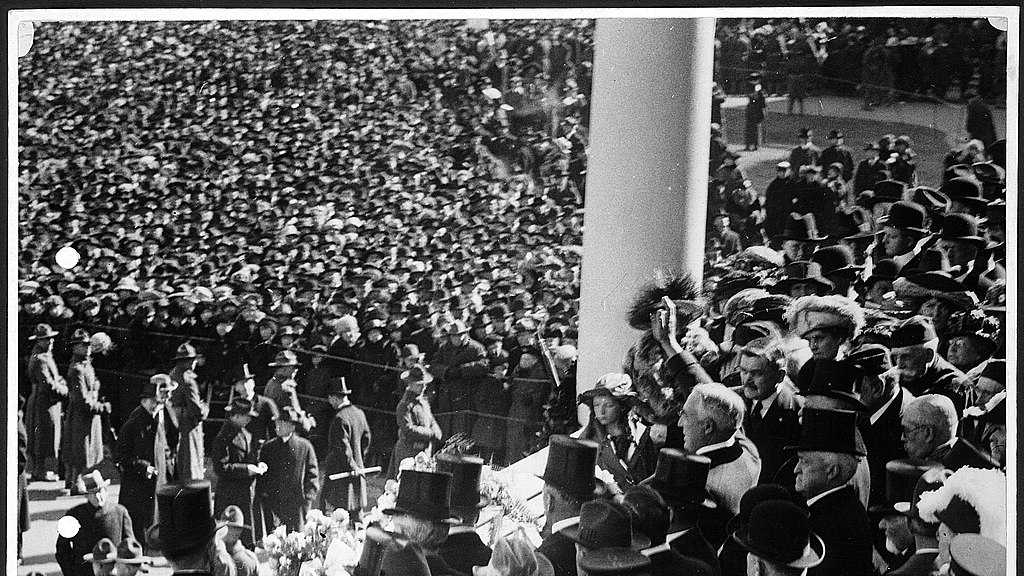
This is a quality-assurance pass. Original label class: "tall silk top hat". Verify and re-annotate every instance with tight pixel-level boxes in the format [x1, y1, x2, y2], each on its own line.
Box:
[435, 453, 489, 512]
[537, 434, 600, 497]
[639, 449, 712, 507]
[788, 408, 866, 456]
[146, 480, 217, 556]
[383, 469, 460, 523]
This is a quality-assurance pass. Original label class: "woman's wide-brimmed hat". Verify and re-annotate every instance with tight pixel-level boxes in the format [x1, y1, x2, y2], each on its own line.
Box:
[578, 373, 638, 407]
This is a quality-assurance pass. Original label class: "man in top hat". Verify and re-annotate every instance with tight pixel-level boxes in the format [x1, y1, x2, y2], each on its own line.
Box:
[818, 129, 854, 181]
[846, 344, 915, 507]
[789, 128, 821, 173]
[217, 505, 259, 576]
[25, 323, 68, 482]
[537, 435, 603, 576]
[732, 336, 802, 485]
[775, 214, 827, 265]
[435, 454, 493, 574]
[763, 161, 796, 244]
[112, 537, 152, 576]
[732, 499, 825, 576]
[678, 383, 760, 515]
[941, 177, 988, 219]
[56, 470, 135, 576]
[66, 328, 111, 490]
[889, 316, 965, 411]
[388, 363, 443, 479]
[378, 469, 461, 576]
[264, 350, 314, 432]
[322, 377, 371, 519]
[147, 480, 229, 576]
[211, 396, 265, 543]
[256, 406, 320, 533]
[116, 374, 178, 546]
[938, 213, 1003, 297]
[432, 319, 489, 437]
[791, 408, 873, 576]
[229, 363, 279, 448]
[168, 342, 209, 481]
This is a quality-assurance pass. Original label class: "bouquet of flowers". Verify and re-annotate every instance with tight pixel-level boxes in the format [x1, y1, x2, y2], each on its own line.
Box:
[258, 509, 360, 576]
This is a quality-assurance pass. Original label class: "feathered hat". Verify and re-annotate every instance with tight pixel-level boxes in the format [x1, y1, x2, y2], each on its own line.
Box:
[916, 467, 1006, 545]
[784, 295, 865, 339]
[627, 270, 706, 331]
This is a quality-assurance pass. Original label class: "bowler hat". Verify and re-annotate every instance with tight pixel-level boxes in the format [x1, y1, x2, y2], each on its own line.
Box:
[83, 538, 116, 564]
[27, 323, 59, 340]
[774, 213, 827, 242]
[788, 408, 865, 455]
[383, 470, 460, 523]
[217, 505, 252, 532]
[557, 500, 651, 550]
[147, 481, 217, 556]
[172, 342, 199, 360]
[538, 435, 600, 496]
[910, 186, 951, 216]
[770, 261, 833, 294]
[949, 534, 1005, 576]
[879, 201, 929, 234]
[114, 537, 152, 565]
[267, 350, 299, 367]
[435, 453, 489, 513]
[639, 449, 711, 508]
[811, 245, 864, 277]
[872, 180, 907, 203]
[225, 397, 260, 418]
[726, 484, 799, 537]
[940, 213, 986, 246]
[732, 500, 824, 568]
[941, 177, 987, 209]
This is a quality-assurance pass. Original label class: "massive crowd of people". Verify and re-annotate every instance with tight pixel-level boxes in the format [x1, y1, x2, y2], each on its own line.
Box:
[17, 17, 1008, 576]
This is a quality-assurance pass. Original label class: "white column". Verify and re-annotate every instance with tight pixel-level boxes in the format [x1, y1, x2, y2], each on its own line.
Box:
[576, 18, 715, 405]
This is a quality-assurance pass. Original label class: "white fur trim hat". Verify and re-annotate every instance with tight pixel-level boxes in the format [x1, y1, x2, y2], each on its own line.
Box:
[916, 467, 1006, 545]
[784, 295, 865, 339]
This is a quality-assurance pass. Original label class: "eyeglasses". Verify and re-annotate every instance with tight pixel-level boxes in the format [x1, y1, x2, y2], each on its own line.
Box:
[901, 422, 929, 436]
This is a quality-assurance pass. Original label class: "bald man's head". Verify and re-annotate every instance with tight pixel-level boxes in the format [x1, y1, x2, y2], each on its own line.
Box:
[901, 394, 958, 461]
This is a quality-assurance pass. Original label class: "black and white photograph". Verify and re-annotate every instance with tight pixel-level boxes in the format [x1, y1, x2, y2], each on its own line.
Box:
[9, 9, 1016, 576]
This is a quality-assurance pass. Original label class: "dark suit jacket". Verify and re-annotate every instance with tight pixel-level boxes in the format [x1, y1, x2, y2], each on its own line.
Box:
[888, 550, 939, 576]
[668, 526, 721, 575]
[323, 403, 372, 510]
[808, 486, 873, 576]
[735, 381, 802, 484]
[864, 388, 913, 507]
[211, 420, 260, 518]
[537, 531, 577, 576]
[646, 547, 716, 576]
[257, 433, 320, 507]
[438, 530, 492, 575]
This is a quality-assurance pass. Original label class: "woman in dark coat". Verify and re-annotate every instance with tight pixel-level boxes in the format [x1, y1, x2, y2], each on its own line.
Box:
[387, 365, 443, 479]
[66, 329, 109, 487]
[744, 78, 767, 151]
[578, 373, 658, 489]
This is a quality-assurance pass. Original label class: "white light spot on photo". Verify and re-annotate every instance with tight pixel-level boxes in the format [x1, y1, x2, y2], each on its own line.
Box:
[55, 246, 81, 270]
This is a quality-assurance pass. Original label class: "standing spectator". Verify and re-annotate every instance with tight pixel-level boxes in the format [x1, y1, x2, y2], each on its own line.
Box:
[388, 363, 443, 478]
[210, 397, 265, 543]
[321, 378, 372, 518]
[17, 395, 29, 564]
[763, 161, 795, 244]
[56, 471, 135, 576]
[66, 329, 110, 489]
[818, 129, 855, 181]
[256, 406, 320, 533]
[169, 342, 209, 482]
[432, 320, 488, 437]
[471, 356, 512, 465]
[578, 373, 657, 488]
[788, 128, 821, 172]
[25, 323, 67, 482]
[264, 350, 315, 432]
[744, 75, 767, 151]
[116, 374, 177, 547]
[965, 86, 997, 146]
[230, 364, 279, 449]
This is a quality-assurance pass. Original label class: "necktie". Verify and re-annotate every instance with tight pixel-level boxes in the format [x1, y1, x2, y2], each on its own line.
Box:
[750, 401, 763, 426]
[153, 409, 168, 522]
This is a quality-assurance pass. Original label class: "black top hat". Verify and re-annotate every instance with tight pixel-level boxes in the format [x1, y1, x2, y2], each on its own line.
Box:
[940, 213, 987, 246]
[788, 408, 866, 455]
[732, 500, 825, 569]
[890, 316, 938, 348]
[383, 470, 459, 523]
[558, 500, 652, 551]
[879, 201, 929, 234]
[941, 439, 1000, 471]
[770, 261, 833, 294]
[804, 360, 868, 411]
[538, 435, 600, 496]
[435, 453, 489, 512]
[775, 213, 827, 242]
[639, 449, 711, 508]
[27, 323, 60, 340]
[225, 397, 260, 418]
[844, 344, 892, 376]
[869, 459, 936, 515]
[941, 177, 987, 208]
[147, 481, 216, 556]
[811, 245, 864, 277]
[327, 377, 354, 397]
[949, 534, 1005, 576]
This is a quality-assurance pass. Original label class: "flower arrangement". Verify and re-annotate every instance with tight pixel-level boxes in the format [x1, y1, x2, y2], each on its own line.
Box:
[258, 508, 359, 576]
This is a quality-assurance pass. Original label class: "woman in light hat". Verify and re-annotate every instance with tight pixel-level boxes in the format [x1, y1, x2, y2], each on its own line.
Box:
[578, 373, 657, 488]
